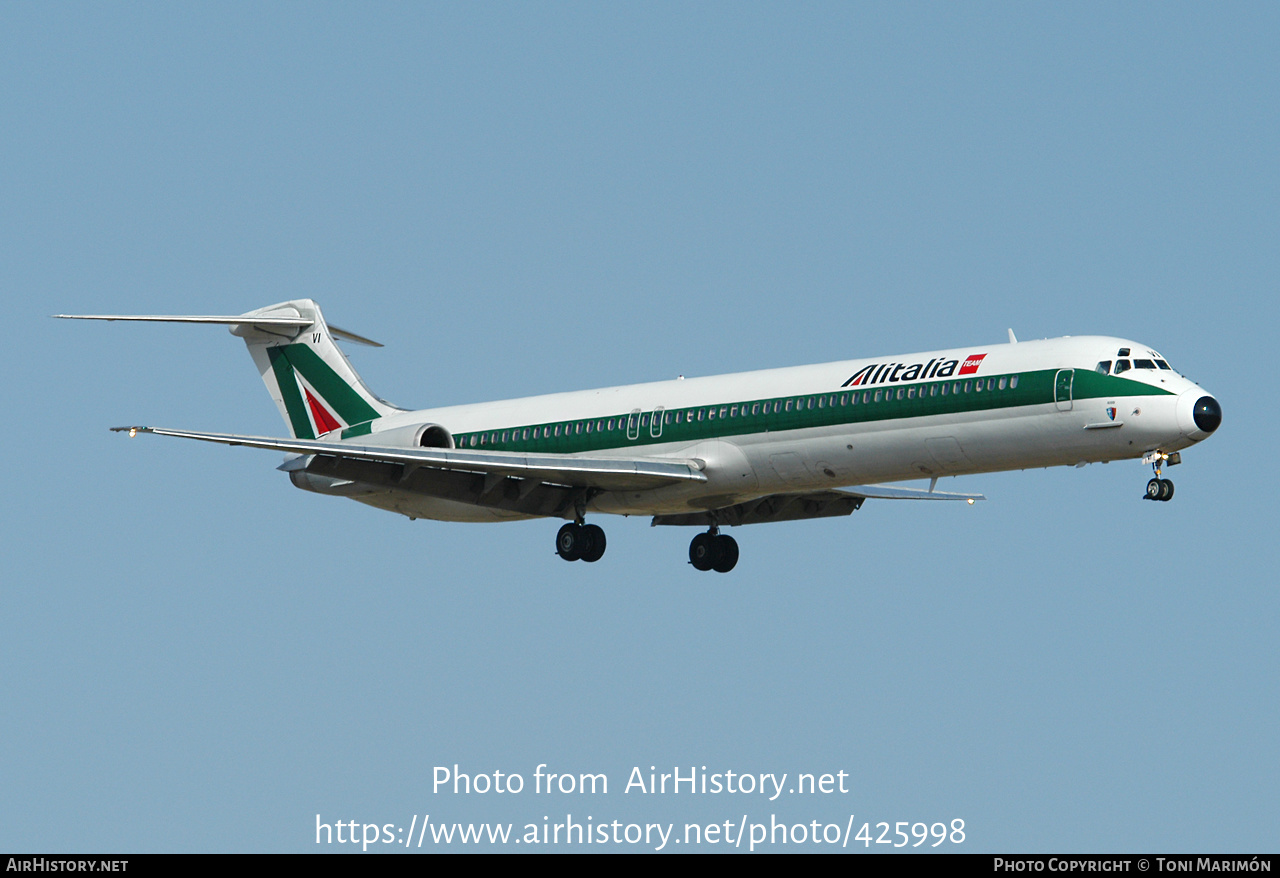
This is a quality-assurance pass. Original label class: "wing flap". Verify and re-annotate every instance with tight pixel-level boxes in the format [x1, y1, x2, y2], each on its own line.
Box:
[299, 454, 587, 519]
[650, 483, 983, 527]
[652, 490, 866, 527]
[840, 483, 985, 501]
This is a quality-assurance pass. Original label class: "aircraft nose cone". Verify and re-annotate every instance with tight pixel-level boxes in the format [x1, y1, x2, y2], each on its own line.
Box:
[1192, 396, 1221, 433]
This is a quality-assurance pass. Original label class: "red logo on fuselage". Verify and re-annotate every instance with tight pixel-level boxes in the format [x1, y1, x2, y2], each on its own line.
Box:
[958, 353, 987, 375]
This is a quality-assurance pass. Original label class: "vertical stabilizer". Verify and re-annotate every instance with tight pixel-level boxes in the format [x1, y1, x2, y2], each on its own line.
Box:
[234, 300, 401, 439]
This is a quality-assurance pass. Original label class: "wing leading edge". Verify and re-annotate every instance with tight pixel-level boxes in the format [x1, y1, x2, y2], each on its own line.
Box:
[112, 426, 707, 492]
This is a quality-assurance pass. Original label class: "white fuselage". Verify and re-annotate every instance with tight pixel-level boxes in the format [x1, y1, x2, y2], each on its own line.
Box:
[341, 335, 1217, 522]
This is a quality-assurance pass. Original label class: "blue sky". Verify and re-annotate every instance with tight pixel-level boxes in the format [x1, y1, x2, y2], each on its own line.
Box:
[3, 3, 1275, 852]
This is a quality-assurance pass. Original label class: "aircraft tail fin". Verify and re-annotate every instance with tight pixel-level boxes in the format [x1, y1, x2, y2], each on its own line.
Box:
[55, 299, 403, 438]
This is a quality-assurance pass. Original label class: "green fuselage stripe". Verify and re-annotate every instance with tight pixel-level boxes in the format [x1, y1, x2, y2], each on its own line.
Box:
[443, 368, 1173, 455]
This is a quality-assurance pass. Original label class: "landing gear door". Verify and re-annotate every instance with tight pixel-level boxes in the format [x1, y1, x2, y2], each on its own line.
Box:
[1055, 369, 1074, 412]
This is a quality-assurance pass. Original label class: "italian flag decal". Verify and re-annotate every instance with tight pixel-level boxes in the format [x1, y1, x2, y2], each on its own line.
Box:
[304, 388, 342, 435]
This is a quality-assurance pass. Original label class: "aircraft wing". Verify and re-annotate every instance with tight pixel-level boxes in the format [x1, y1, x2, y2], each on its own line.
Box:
[650, 483, 984, 527]
[113, 426, 707, 493]
[114, 427, 980, 525]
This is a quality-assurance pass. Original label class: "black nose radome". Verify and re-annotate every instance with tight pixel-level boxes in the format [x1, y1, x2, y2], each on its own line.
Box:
[1193, 396, 1221, 433]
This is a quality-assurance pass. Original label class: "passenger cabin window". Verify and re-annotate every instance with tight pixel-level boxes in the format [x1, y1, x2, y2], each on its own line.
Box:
[1114, 360, 1131, 375]
[1096, 361, 1112, 374]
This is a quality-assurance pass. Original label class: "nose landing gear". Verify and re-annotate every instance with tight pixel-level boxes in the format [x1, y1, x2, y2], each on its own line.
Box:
[689, 525, 739, 573]
[1142, 450, 1179, 502]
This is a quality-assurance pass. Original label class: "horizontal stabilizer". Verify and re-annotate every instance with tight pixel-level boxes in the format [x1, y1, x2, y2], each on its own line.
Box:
[53, 312, 381, 346]
[55, 313, 312, 326]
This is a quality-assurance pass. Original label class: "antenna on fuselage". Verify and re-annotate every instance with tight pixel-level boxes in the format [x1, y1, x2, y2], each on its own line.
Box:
[1008, 328, 1018, 344]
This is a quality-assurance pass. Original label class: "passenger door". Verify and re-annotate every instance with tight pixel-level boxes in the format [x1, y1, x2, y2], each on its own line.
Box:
[1055, 369, 1074, 412]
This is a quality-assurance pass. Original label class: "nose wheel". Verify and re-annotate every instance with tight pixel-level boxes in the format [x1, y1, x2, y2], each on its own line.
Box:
[689, 528, 739, 573]
[1143, 451, 1176, 502]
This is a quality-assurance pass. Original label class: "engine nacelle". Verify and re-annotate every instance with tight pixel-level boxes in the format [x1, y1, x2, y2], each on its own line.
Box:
[289, 471, 381, 496]
[365, 422, 455, 449]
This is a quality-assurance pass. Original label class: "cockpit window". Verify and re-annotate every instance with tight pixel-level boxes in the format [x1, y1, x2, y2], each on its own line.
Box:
[1114, 359, 1131, 374]
[1096, 361, 1112, 374]
[1156, 360, 1171, 370]
[1134, 359, 1157, 369]
[1118, 347, 1130, 357]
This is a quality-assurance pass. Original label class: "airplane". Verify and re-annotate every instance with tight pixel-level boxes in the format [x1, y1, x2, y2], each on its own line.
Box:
[57, 299, 1221, 572]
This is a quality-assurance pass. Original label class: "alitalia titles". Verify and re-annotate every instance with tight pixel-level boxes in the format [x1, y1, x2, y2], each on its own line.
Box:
[843, 353, 987, 388]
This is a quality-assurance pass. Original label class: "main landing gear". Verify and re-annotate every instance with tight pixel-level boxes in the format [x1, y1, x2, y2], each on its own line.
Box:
[1143, 450, 1180, 502]
[689, 526, 739, 573]
[556, 521, 606, 562]
[554, 520, 740, 571]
